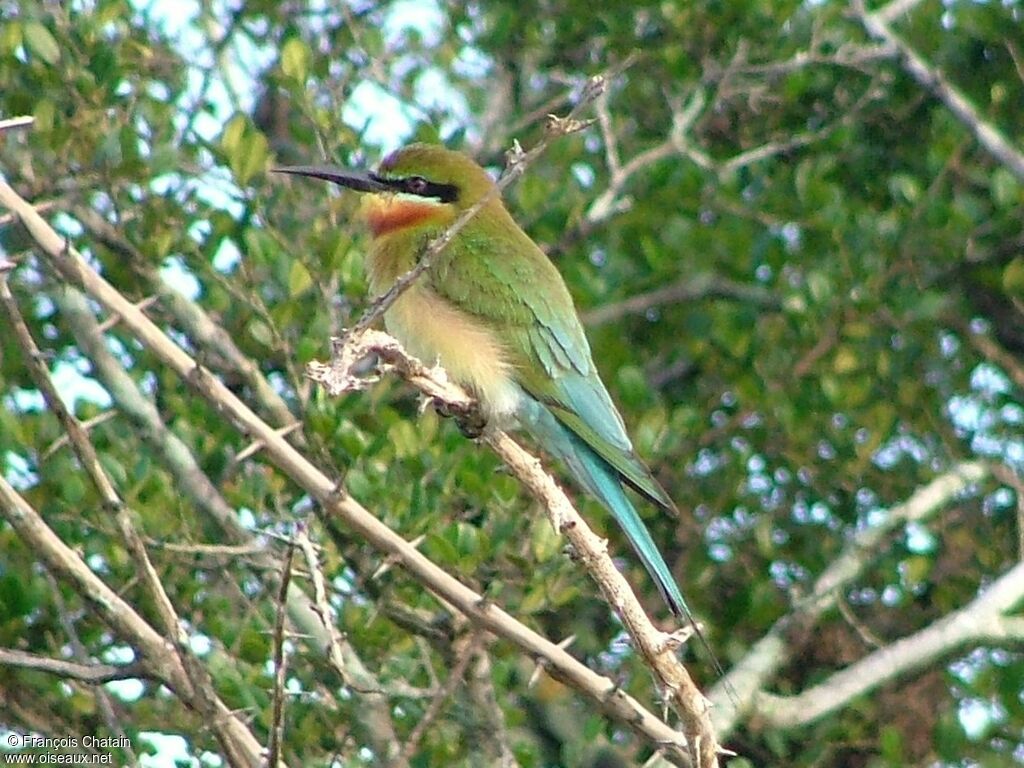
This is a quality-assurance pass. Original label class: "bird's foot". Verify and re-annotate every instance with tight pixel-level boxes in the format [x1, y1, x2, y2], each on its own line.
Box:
[432, 398, 488, 439]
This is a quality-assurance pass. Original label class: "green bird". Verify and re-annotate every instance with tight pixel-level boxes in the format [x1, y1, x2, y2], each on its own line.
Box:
[277, 144, 697, 626]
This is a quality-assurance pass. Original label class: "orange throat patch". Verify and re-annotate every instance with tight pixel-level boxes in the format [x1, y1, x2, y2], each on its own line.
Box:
[364, 196, 448, 237]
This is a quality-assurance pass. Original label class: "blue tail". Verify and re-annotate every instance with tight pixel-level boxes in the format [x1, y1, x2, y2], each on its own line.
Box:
[515, 395, 693, 621]
[515, 394, 730, 682]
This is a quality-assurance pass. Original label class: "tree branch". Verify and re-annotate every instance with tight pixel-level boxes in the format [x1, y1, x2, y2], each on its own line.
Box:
[0, 477, 266, 766]
[709, 461, 990, 735]
[390, 632, 483, 767]
[581, 273, 780, 327]
[0, 178, 704, 767]
[266, 540, 296, 768]
[465, 649, 520, 767]
[0, 648, 149, 685]
[0, 271, 266, 768]
[308, 329, 721, 768]
[755, 558, 1024, 726]
[854, 0, 1024, 181]
[48, 283, 404, 758]
[72, 204, 298, 428]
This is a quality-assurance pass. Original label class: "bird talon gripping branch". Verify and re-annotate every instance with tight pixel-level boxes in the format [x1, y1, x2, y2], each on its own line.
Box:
[432, 398, 487, 438]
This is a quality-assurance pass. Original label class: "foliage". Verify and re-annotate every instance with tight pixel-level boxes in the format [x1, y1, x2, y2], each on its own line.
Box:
[0, 0, 1022, 765]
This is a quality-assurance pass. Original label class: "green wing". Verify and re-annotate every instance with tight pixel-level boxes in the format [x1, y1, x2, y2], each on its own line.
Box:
[429, 219, 676, 513]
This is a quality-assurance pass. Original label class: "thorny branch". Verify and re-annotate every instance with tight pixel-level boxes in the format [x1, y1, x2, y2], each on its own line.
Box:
[389, 633, 484, 768]
[46, 284, 405, 757]
[0, 478, 267, 767]
[0, 177, 707, 768]
[308, 329, 721, 768]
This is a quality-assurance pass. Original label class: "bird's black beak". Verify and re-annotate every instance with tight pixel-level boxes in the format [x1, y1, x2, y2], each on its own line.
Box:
[272, 165, 391, 194]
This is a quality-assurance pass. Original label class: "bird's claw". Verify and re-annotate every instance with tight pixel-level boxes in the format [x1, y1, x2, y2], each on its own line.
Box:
[432, 398, 487, 438]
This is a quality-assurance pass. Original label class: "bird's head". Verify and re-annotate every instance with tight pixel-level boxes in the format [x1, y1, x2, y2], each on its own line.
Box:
[275, 143, 499, 237]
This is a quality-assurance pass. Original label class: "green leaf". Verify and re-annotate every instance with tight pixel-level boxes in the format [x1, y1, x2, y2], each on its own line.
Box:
[901, 555, 932, 587]
[287, 259, 313, 297]
[1002, 257, 1024, 298]
[807, 270, 832, 303]
[426, 531, 458, 564]
[888, 173, 920, 204]
[990, 168, 1019, 209]
[23, 21, 60, 65]
[32, 99, 55, 133]
[221, 115, 246, 158]
[387, 420, 420, 459]
[0, 20, 22, 54]
[247, 318, 273, 348]
[237, 130, 269, 185]
[910, 290, 949, 320]
[832, 345, 859, 375]
[615, 364, 648, 408]
[280, 38, 310, 82]
[880, 725, 905, 762]
[530, 518, 560, 560]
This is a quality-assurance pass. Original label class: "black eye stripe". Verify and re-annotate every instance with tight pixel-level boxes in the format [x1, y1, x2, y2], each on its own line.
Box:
[371, 172, 459, 203]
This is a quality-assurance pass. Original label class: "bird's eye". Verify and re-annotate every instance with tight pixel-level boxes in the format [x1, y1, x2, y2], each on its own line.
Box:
[405, 176, 429, 195]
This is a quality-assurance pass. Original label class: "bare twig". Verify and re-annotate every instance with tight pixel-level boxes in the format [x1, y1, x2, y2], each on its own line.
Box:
[552, 73, 877, 258]
[235, 422, 304, 463]
[149, 541, 266, 558]
[294, 524, 379, 696]
[41, 569, 136, 755]
[0, 478, 266, 766]
[722, 43, 894, 77]
[96, 295, 159, 332]
[466, 649, 520, 767]
[50, 281, 399, 763]
[0, 272, 265, 768]
[0, 648, 148, 684]
[582, 274, 780, 327]
[584, 89, 707, 230]
[835, 597, 884, 649]
[0, 116, 34, 132]
[390, 633, 483, 767]
[73, 205, 298, 429]
[854, 0, 1024, 181]
[294, 523, 410, 765]
[594, 88, 623, 179]
[41, 410, 118, 459]
[528, 634, 576, 689]
[266, 539, 296, 768]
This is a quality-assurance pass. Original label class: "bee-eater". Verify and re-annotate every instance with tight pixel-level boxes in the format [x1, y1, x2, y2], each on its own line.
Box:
[276, 144, 695, 625]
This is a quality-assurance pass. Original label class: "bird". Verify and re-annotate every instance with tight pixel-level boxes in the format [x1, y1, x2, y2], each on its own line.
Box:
[275, 144, 701, 633]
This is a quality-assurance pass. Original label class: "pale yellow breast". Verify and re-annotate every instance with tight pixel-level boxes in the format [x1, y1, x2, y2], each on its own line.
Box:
[385, 286, 519, 418]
